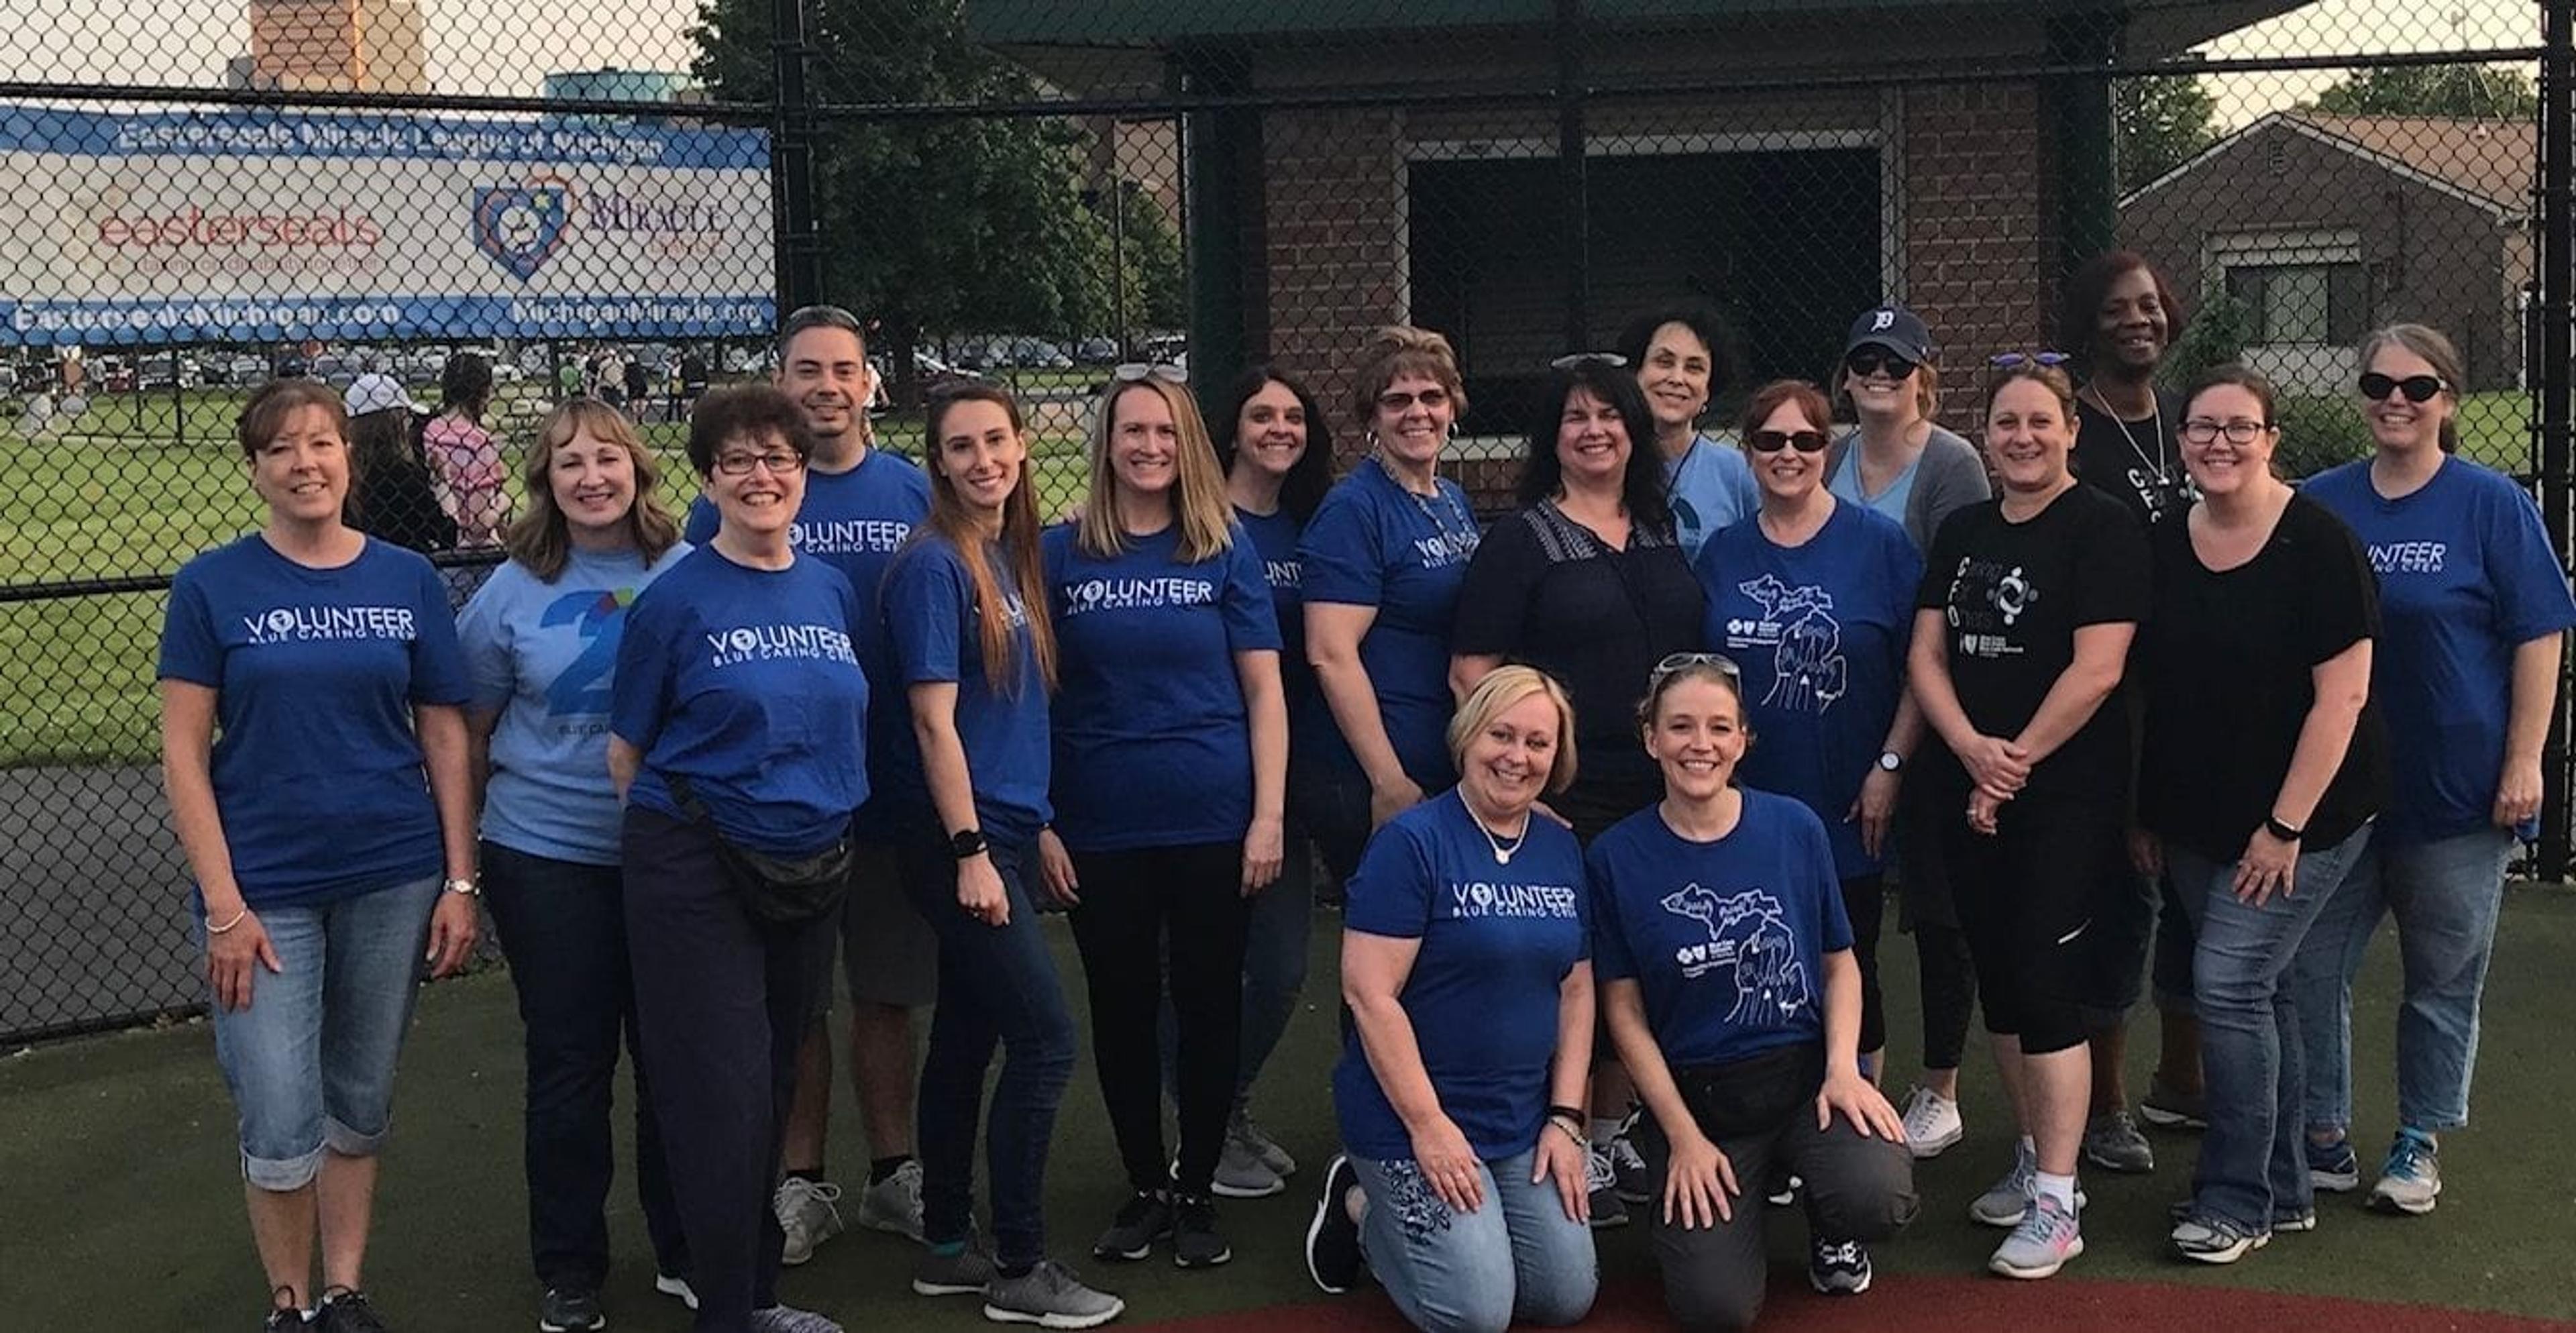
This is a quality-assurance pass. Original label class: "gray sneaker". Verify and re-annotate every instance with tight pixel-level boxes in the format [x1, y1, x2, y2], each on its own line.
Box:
[856, 1159, 926, 1241]
[747, 1305, 841, 1333]
[2137, 1075, 2208, 1130]
[912, 1240, 998, 1297]
[2082, 1110, 2155, 1174]
[983, 1259, 1124, 1330]
[1211, 1132, 1285, 1199]
[1988, 1192, 2084, 1279]
[773, 1177, 844, 1266]
[1230, 1108, 1297, 1177]
[2368, 1130, 2442, 1215]
[1967, 1141, 2084, 1226]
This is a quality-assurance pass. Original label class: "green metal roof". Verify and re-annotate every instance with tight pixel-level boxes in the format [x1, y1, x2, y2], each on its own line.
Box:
[967, 0, 2241, 47]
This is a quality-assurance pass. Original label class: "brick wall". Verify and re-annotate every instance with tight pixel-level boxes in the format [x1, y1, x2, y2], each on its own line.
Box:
[1897, 82, 2056, 432]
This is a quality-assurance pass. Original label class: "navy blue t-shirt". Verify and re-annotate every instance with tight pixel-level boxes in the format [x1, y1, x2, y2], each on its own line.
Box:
[609, 545, 871, 857]
[1297, 457, 1480, 789]
[687, 447, 930, 835]
[1044, 521, 1281, 851]
[158, 535, 472, 908]
[2304, 457, 2576, 844]
[879, 533, 1053, 841]
[1587, 792, 1853, 1069]
[1696, 503, 1921, 878]
[1333, 790, 1589, 1162]
[1236, 504, 1326, 749]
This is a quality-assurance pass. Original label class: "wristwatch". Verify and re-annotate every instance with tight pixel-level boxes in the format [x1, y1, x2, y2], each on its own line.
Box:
[442, 876, 482, 898]
[948, 829, 989, 859]
[1877, 750, 1904, 773]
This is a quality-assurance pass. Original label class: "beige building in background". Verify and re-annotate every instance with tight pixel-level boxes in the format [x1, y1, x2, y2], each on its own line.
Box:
[231, 0, 429, 94]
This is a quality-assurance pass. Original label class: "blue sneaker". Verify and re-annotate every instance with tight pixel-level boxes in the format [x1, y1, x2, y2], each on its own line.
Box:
[2369, 1129, 2441, 1216]
[2305, 1136, 2360, 1193]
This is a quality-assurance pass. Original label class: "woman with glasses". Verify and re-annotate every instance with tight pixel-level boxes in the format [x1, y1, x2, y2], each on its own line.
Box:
[1592, 655, 1917, 1330]
[2292, 325, 2575, 1219]
[1212, 365, 1338, 1198]
[608, 385, 869, 1333]
[1303, 667, 1599, 1333]
[1909, 359, 2150, 1280]
[1450, 353, 1705, 1228]
[1036, 368, 1287, 1270]
[161, 379, 481, 1333]
[2133, 366, 2387, 1264]
[1615, 304, 1759, 557]
[459, 398, 693, 1329]
[1301, 327, 1481, 870]
[880, 382, 1121, 1328]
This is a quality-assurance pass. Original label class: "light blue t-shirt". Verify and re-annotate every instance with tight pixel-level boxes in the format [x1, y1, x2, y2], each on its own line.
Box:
[1827, 429, 1921, 531]
[1667, 433, 1760, 558]
[458, 543, 692, 865]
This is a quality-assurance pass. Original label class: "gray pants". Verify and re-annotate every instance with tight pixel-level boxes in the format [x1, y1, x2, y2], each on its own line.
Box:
[1636, 1110, 1917, 1332]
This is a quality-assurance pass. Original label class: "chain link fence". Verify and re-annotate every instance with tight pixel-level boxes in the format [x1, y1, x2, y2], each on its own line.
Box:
[3, 0, 2566, 1042]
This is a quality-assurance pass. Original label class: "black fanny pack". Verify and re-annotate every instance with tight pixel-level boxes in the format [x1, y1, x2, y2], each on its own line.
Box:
[1665, 1041, 1826, 1140]
[667, 774, 852, 925]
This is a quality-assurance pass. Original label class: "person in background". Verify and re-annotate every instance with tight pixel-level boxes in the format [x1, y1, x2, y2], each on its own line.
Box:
[1304, 667, 1598, 1333]
[1820, 303, 1991, 1162]
[1450, 353, 1705, 1227]
[160, 378, 482, 1333]
[1208, 364, 1338, 1199]
[2293, 324, 2576, 1217]
[458, 398, 695, 1329]
[608, 385, 869, 1333]
[1593, 655, 1917, 1322]
[694, 307, 937, 1267]
[1615, 303, 1758, 557]
[881, 381, 1122, 1328]
[344, 384, 456, 556]
[2059, 252, 2201, 1166]
[425, 352, 508, 549]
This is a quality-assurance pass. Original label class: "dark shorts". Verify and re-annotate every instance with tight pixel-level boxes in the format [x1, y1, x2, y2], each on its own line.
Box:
[1937, 787, 2129, 1056]
[830, 840, 938, 1013]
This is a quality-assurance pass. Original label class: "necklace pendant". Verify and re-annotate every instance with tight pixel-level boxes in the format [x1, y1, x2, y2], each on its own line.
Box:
[1495, 845, 1513, 865]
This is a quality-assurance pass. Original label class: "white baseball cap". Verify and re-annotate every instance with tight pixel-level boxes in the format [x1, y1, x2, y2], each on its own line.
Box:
[344, 374, 423, 417]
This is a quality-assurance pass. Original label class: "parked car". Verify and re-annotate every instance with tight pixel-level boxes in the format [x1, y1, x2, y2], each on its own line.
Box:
[1075, 336, 1118, 364]
[308, 355, 356, 388]
[97, 356, 135, 392]
[1008, 337, 1074, 370]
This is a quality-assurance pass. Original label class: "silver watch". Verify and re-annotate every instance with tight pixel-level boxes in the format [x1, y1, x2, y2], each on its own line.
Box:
[442, 876, 482, 898]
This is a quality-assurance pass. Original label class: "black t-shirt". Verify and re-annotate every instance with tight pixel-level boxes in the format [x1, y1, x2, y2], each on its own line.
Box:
[2073, 386, 2193, 529]
[2135, 493, 2389, 861]
[1916, 482, 2150, 801]
[1452, 502, 1705, 816]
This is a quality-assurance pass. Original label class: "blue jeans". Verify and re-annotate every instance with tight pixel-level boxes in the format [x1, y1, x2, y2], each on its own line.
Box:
[2290, 826, 2515, 1135]
[1350, 1148, 1597, 1333]
[208, 873, 442, 1191]
[2169, 827, 2371, 1231]
[900, 831, 1077, 1269]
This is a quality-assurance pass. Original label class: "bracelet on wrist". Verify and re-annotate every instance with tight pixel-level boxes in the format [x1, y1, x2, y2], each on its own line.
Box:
[1545, 1115, 1589, 1148]
[206, 907, 249, 935]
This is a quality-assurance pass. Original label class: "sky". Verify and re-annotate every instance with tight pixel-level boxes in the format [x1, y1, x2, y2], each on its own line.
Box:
[0, 0, 2538, 113]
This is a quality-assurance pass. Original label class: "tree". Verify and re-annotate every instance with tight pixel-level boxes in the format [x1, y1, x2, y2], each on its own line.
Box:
[2310, 65, 2538, 120]
[2114, 72, 2218, 191]
[691, 0, 1148, 401]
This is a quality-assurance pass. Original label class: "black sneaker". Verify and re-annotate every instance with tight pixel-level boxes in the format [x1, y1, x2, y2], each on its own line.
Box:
[1171, 1193, 1232, 1269]
[1305, 1155, 1364, 1294]
[262, 1309, 307, 1332]
[317, 1289, 388, 1333]
[1809, 1236, 1873, 1295]
[1091, 1190, 1175, 1262]
[537, 1287, 604, 1332]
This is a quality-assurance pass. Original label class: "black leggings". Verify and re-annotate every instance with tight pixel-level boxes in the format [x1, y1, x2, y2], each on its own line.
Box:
[1839, 873, 1888, 1058]
[1915, 921, 1980, 1071]
[1067, 841, 1249, 1197]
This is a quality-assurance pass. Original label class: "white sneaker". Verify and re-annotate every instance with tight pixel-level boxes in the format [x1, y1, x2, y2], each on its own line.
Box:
[654, 1273, 699, 1312]
[856, 1159, 926, 1241]
[773, 1177, 845, 1266]
[1900, 1085, 1965, 1159]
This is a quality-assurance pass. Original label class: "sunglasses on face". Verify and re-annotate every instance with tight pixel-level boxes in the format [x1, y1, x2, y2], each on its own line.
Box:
[1112, 362, 1187, 385]
[1845, 347, 1917, 379]
[1377, 387, 1451, 413]
[1748, 429, 1829, 454]
[2358, 372, 2447, 404]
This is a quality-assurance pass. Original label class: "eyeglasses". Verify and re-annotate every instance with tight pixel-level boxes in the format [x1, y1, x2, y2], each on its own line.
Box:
[2180, 417, 2273, 445]
[1652, 651, 1743, 684]
[1549, 352, 1629, 370]
[712, 449, 806, 477]
[1747, 429, 1829, 454]
[1377, 386, 1452, 412]
[2358, 372, 2448, 404]
[1845, 347, 1917, 379]
[1112, 362, 1187, 385]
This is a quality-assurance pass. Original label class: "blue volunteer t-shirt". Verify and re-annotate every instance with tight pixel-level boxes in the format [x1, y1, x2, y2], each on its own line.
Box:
[2304, 457, 2576, 844]
[1695, 502, 1922, 877]
[157, 535, 472, 908]
[1044, 521, 1281, 851]
[1587, 792, 1853, 1069]
[688, 447, 930, 836]
[458, 543, 692, 865]
[608, 545, 871, 857]
[1236, 504, 1324, 742]
[1297, 456, 1479, 790]
[1333, 790, 1589, 1162]
[879, 533, 1053, 841]
[1668, 434, 1761, 558]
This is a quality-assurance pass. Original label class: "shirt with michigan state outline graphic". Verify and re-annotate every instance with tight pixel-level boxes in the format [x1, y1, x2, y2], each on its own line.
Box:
[1587, 792, 1852, 1069]
[458, 542, 692, 865]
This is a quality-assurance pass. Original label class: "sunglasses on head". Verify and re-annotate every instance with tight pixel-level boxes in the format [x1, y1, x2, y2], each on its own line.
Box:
[2358, 372, 2447, 404]
[1988, 350, 2071, 371]
[1550, 352, 1629, 370]
[1652, 651, 1743, 684]
[1845, 346, 1917, 379]
[1748, 429, 1829, 454]
[1112, 362, 1187, 385]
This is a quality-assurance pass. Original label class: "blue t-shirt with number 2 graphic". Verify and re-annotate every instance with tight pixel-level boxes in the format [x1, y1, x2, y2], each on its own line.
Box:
[459, 543, 692, 865]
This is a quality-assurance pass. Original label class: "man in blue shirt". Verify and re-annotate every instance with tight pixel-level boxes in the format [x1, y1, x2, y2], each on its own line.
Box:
[687, 305, 938, 1259]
